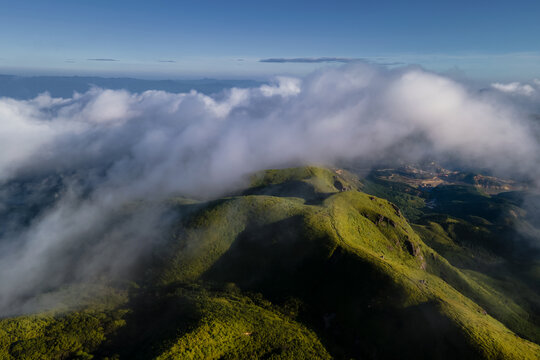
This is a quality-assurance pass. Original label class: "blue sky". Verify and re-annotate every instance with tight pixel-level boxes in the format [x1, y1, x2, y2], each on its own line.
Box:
[0, 0, 539, 80]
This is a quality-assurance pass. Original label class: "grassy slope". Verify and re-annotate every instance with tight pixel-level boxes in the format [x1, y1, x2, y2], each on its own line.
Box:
[155, 167, 539, 359]
[155, 288, 332, 360]
[0, 285, 128, 360]
[363, 174, 540, 346]
[414, 218, 540, 344]
[1, 166, 539, 359]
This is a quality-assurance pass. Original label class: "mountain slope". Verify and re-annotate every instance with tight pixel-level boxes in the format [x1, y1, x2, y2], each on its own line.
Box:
[1, 166, 539, 359]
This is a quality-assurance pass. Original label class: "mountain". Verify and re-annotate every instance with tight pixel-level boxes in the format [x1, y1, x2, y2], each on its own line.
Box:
[0, 75, 262, 99]
[1, 166, 539, 359]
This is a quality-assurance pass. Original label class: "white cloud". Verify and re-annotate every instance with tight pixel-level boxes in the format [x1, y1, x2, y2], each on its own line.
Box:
[260, 76, 301, 97]
[491, 81, 535, 96]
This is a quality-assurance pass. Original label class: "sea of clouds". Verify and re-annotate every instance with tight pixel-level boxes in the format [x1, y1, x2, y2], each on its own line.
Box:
[0, 62, 539, 315]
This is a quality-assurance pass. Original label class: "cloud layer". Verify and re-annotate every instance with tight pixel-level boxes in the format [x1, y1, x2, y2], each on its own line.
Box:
[0, 63, 539, 315]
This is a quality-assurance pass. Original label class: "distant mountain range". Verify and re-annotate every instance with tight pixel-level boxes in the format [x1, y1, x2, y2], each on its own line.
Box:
[0, 74, 263, 99]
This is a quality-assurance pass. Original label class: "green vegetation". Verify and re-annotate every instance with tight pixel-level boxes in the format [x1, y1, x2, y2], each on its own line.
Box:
[156, 287, 331, 360]
[0, 285, 128, 360]
[361, 175, 426, 220]
[1, 166, 539, 359]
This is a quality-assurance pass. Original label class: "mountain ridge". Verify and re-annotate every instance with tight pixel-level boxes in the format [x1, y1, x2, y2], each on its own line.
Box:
[1, 166, 538, 359]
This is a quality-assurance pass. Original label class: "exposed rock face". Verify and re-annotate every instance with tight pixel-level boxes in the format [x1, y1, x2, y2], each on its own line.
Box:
[333, 176, 352, 192]
[403, 238, 426, 269]
[334, 178, 345, 191]
[404, 239, 416, 256]
[390, 203, 402, 217]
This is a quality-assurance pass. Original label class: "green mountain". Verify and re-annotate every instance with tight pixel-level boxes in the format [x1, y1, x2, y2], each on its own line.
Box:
[1, 166, 539, 359]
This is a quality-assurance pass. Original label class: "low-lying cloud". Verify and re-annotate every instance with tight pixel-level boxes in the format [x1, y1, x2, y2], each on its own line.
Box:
[0, 62, 539, 315]
[491, 81, 536, 96]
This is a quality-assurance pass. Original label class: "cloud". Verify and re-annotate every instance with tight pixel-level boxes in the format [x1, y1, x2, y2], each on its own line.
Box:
[157, 60, 176, 63]
[87, 58, 119, 62]
[260, 76, 301, 97]
[0, 63, 539, 315]
[491, 81, 535, 96]
[260, 57, 360, 63]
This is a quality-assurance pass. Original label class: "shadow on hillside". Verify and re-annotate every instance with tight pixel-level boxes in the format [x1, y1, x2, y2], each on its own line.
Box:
[332, 301, 482, 360]
[95, 287, 202, 359]
[201, 218, 481, 359]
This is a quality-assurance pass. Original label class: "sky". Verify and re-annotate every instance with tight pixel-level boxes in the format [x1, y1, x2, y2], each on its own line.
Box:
[0, 0, 540, 80]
